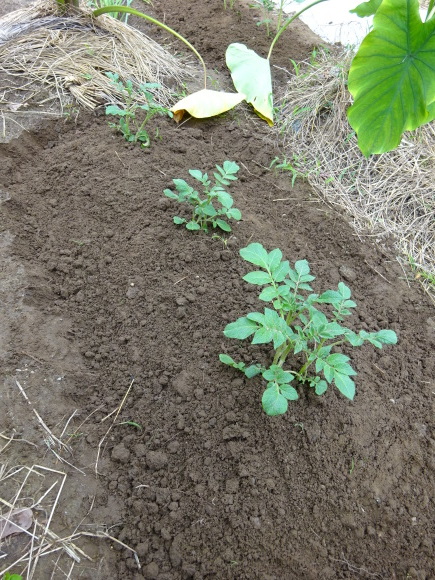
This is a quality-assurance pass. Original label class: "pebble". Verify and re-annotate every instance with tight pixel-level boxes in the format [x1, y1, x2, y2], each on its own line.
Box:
[339, 265, 357, 282]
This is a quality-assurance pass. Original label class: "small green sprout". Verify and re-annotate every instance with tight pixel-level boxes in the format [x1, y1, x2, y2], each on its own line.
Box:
[270, 154, 315, 186]
[105, 72, 172, 148]
[118, 420, 143, 430]
[164, 161, 242, 233]
[249, 0, 275, 36]
[220, 243, 398, 416]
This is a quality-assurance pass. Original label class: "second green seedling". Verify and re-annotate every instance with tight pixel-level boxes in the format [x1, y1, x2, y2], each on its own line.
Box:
[164, 161, 242, 233]
[105, 72, 172, 148]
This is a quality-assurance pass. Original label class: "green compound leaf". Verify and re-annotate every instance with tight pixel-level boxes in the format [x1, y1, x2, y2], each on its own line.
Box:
[216, 190, 233, 209]
[189, 169, 204, 181]
[254, 308, 289, 348]
[243, 271, 272, 285]
[202, 203, 217, 217]
[295, 259, 310, 276]
[319, 322, 345, 339]
[347, 0, 435, 155]
[373, 329, 398, 345]
[240, 243, 269, 267]
[252, 327, 274, 344]
[315, 380, 328, 396]
[262, 365, 294, 383]
[173, 216, 186, 225]
[334, 372, 356, 400]
[215, 219, 232, 232]
[338, 282, 352, 300]
[258, 286, 279, 302]
[317, 289, 341, 304]
[219, 353, 238, 366]
[173, 179, 195, 198]
[105, 105, 128, 116]
[227, 208, 242, 220]
[244, 364, 263, 378]
[361, 329, 398, 348]
[224, 316, 258, 340]
[262, 387, 288, 416]
[344, 330, 365, 346]
[317, 353, 357, 385]
[219, 354, 250, 373]
[271, 260, 290, 282]
[186, 221, 201, 230]
[222, 160, 240, 175]
[164, 189, 178, 200]
[267, 248, 283, 271]
[280, 383, 299, 400]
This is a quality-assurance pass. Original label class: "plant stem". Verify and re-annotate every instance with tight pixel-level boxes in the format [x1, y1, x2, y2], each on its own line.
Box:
[267, 0, 329, 60]
[56, 0, 80, 9]
[92, 5, 208, 89]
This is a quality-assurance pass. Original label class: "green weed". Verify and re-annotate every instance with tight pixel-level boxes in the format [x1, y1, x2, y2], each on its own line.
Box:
[270, 155, 315, 186]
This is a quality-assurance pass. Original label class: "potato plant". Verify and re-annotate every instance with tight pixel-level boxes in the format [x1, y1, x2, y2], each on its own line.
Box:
[220, 243, 397, 416]
[105, 73, 172, 148]
[164, 161, 242, 233]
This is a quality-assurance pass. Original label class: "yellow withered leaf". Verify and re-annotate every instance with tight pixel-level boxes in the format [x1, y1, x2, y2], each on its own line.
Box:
[171, 89, 246, 122]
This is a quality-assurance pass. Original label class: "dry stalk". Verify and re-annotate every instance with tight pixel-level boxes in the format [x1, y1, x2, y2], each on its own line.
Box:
[95, 377, 135, 475]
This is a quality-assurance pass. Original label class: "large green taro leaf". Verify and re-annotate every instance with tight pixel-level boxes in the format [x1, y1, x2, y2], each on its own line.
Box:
[226, 43, 273, 125]
[347, 0, 435, 156]
[350, 0, 382, 17]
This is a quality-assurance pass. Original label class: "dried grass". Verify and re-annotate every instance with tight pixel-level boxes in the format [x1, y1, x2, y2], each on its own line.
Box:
[0, 0, 194, 113]
[0, 381, 140, 577]
[0, 464, 141, 578]
[276, 47, 435, 299]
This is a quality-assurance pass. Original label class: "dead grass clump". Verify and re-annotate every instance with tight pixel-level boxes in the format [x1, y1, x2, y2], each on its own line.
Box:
[0, 0, 194, 112]
[276, 47, 435, 299]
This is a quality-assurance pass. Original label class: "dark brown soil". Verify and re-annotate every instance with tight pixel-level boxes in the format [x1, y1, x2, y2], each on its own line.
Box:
[1, 1, 434, 579]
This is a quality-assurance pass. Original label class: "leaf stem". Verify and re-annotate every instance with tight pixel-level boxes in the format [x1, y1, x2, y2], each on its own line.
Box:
[92, 5, 208, 89]
[267, 0, 329, 61]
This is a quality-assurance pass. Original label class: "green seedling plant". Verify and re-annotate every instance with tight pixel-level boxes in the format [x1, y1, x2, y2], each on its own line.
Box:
[164, 161, 242, 233]
[270, 154, 314, 186]
[220, 243, 397, 416]
[105, 72, 172, 148]
[249, 0, 276, 36]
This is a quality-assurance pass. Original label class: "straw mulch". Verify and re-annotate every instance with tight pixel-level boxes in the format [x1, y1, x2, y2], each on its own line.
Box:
[276, 47, 435, 299]
[0, 0, 194, 112]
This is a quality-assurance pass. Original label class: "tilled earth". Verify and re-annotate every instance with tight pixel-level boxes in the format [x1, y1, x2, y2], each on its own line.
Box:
[1, 1, 434, 579]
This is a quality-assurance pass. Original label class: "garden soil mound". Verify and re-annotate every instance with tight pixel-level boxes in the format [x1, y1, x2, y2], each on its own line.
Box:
[1, 1, 434, 578]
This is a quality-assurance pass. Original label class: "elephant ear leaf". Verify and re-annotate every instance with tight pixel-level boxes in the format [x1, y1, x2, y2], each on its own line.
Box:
[226, 43, 273, 126]
[350, 0, 382, 17]
[347, 0, 435, 156]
